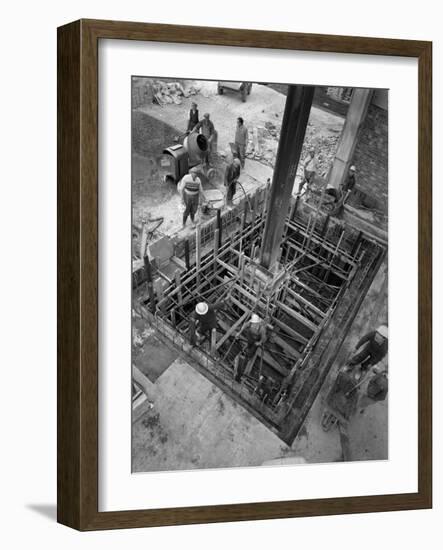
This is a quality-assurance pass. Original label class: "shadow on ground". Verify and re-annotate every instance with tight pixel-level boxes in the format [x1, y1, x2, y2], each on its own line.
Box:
[26, 503, 57, 522]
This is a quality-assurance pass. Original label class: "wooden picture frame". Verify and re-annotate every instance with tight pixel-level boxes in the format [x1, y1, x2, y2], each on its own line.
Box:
[57, 19, 432, 530]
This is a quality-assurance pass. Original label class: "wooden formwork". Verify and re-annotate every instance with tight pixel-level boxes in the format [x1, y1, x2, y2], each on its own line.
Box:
[135, 189, 386, 441]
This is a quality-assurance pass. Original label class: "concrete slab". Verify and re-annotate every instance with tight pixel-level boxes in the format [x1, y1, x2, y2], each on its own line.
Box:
[132, 357, 289, 472]
[134, 333, 179, 383]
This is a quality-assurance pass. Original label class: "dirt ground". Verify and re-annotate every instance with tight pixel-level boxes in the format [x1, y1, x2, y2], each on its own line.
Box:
[132, 82, 344, 240]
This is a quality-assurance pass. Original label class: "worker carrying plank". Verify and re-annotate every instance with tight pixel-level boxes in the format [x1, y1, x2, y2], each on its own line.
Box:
[345, 324, 388, 378]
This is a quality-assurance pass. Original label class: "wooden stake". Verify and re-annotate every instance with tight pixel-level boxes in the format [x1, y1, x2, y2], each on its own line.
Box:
[143, 255, 156, 313]
[211, 328, 217, 356]
[213, 228, 220, 274]
[174, 271, 183, 305]
[195, 224, 201, 286]
[184, 239, 190, 270]
[216, 208, 222, 248]
[240, 254, 246, 286]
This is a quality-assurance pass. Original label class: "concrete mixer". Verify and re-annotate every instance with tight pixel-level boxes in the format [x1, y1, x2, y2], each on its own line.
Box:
[159, 132, 211, 185]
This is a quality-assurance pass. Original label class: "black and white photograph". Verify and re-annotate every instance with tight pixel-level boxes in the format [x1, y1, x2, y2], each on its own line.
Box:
[131, 78, 389, 472]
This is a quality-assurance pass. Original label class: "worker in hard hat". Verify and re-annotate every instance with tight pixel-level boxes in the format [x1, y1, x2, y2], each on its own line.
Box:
[224, 157, 241, 207]
[346, 324, 388, 376]
[192, 300, 224, 344]
[242, 314, 267, 359]
[233, 314, 267, 382]
[180, 167, 206, 228]
[342, 164, 357, 194]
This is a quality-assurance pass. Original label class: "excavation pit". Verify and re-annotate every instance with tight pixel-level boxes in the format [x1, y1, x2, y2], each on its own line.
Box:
[134, 191, 386, 444]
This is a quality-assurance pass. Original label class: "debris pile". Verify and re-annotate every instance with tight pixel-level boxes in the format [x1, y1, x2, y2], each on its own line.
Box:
[301, 123, 341, 178]
[152, 80, 200, 106]
[245, 122, 279, 167]
[245, 120, 341, 178]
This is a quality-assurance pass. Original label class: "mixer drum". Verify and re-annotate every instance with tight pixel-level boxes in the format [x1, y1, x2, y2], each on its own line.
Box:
[184, 133, 208, 166]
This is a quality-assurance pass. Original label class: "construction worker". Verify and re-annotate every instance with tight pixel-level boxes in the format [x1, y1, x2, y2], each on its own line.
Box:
[298, 147, 317, 194]
[346, 324, 388, 376]
[366, 367, 388, 401]
[325, 182, 340, 202]
[242, 314, 267, 360]
[342, 165, 356, 194]
[180, 167, 206, 228]
[192, 301, 224, 344]
[254, 375, 270, 403]
[232, 314, 267, 382]
[187, 102, 199, 132]
[234, 117, 248, 168]
[224, 157, 241, 206]
[193, 113, 216, 164]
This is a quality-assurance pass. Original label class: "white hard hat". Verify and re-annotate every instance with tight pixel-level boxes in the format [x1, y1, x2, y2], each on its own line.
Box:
[376, 325, 388, 338]
[250, 314, 261, 324]
[233, 158, 241, 166]
[195, 302, 208, 315]
[350, 165, 356, 171]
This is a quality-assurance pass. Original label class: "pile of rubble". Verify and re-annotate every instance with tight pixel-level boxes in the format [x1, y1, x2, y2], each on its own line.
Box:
[245, 120, 341, 178]
[152, 80, 200, 106]
[302, 123, 341, 178]
[245, 121, 279, 167]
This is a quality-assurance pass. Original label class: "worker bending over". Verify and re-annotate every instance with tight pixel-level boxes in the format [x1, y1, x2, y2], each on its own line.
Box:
[243, 314, 267, 358]
[346, 324, 388, 377]
[234, 314, 267, 382]
[180, 167, 206, 228]
[224, 157, 241, 207]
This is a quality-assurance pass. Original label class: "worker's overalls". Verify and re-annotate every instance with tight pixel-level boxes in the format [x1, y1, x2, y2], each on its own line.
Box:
[182, 181, 200, 225]
[225, 162, 240, 205]
[194, 305, 222, 343]
[243, 325, 264, 359]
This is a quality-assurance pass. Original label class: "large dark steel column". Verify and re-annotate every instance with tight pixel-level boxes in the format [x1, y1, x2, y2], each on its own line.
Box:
[260, 85, 314, 270]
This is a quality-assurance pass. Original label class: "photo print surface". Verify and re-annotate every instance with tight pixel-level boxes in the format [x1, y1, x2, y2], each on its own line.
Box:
[131, 77, 388, 473]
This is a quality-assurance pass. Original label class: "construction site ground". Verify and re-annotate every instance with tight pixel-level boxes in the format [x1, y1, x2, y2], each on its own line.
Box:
[132, 258, 388, 471]
[131, 81, 387, 472]
[132, 82, 344, 239]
